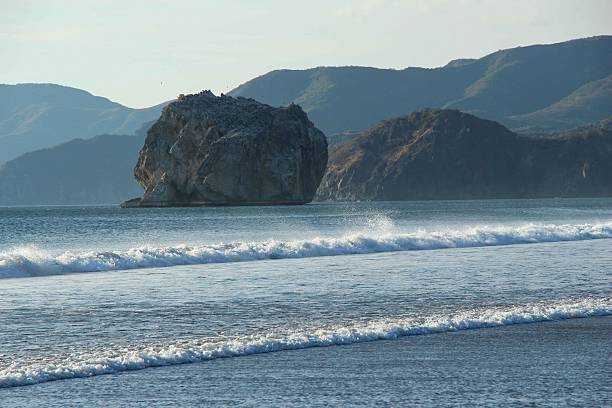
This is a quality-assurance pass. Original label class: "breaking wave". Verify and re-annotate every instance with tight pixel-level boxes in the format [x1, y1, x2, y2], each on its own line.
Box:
[1, 297, 609, 388]
[1, 221, 611, 278]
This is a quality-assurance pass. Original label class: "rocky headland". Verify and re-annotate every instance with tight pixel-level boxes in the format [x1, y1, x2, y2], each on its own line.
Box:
[123, 91, 327, 207]
[315, 109, 612, 201]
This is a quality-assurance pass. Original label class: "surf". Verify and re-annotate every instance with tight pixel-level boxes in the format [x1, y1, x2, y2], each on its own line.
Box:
[1, 297, 609, 388]
[1, 220, 611, 278]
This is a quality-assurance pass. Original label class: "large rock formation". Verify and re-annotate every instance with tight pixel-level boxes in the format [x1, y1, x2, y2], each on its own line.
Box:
[123, 91, 327, 207]
[315, 109, 612, 201]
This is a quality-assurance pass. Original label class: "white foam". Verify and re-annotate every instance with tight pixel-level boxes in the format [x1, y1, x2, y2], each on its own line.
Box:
[1, 221, 611, 278]
[1, 297, 609, 388]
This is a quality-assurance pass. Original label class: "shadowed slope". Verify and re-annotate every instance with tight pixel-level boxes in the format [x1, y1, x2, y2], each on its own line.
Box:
[316, 109, 612, 201]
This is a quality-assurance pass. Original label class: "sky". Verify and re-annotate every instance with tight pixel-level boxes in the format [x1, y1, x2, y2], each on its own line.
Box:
[2, 0, 611, 108]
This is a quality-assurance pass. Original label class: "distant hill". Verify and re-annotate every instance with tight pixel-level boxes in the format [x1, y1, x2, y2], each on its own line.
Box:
[509, 74, 612, 131]
[316, 110, 612, 201]
[0, 83, 168, 163]
[0, 125, 150, 205]
[230, 36, 612, 136]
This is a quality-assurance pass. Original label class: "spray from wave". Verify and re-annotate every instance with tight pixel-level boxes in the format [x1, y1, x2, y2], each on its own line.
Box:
[1, 297, 609, 388]
[1, 221, 611, 278]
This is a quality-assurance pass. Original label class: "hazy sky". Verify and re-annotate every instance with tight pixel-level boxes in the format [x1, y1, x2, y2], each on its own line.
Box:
[2, 0, 610, 108]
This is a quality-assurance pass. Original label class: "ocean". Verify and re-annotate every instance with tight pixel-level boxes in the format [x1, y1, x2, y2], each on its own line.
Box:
[1, 199, 610, 406]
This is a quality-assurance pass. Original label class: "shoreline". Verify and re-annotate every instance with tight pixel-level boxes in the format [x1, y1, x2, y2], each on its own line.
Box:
[4, 316, 610, 406]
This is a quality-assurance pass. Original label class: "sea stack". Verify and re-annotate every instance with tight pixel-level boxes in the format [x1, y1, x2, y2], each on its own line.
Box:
[122, 91, 328, 207]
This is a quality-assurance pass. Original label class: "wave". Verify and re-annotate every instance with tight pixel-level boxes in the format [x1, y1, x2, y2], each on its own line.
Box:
[1, 221, 612, 279]
[1, 297, 609, 388]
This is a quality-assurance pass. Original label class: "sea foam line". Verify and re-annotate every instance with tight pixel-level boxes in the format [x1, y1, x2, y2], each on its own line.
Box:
[1, 297, 609, 388]
[1, 221, 612, 278]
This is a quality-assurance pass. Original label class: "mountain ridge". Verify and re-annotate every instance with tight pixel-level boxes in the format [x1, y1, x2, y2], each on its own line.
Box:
[0, 83, 169, 163]
[230, 35, 612, 136]
[0, 122, 152, 205]
[2, 35, 611, 205]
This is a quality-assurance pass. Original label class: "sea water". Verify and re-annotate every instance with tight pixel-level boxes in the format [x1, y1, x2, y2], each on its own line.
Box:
[0, 199, 610, 406]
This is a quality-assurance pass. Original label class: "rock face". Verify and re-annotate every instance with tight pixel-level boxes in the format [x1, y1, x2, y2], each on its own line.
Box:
[315, 109, 612, 201]
[124, 91, 327, 207]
